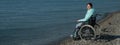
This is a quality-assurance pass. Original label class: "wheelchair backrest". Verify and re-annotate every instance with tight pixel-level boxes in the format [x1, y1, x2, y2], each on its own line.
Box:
[88, 14, 97, 27]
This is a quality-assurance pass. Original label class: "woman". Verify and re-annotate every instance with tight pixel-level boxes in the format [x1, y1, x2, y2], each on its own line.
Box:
[76, 3, 95, 28]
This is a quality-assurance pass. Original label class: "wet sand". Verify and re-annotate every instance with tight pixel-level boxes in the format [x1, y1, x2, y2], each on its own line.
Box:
[59, 11, 120, 45]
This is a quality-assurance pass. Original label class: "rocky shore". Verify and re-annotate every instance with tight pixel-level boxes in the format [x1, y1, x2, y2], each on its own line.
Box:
[59, 11, 120, 45]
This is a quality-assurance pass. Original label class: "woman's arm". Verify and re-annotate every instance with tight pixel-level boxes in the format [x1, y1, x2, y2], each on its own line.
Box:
[77, 9, 94, 22]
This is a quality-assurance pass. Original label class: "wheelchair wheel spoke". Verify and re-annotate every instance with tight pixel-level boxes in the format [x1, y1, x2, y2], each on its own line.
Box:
[79, 25, 96, 40]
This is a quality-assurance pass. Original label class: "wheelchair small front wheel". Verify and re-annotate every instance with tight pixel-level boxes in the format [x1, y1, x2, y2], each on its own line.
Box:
[78, 25, 96, 40]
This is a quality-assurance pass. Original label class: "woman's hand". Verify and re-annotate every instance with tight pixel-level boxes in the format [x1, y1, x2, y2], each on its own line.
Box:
[77, 20, 80, 22]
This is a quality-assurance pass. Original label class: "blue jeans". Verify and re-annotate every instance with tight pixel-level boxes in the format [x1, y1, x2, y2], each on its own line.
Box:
[75, 23, 83, 28]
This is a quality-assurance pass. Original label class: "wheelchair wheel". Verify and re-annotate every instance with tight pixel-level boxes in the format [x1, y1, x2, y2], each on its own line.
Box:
[78, 25, 96, 40]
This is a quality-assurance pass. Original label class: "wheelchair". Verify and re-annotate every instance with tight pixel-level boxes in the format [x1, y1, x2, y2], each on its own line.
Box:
[71, 14, 101, 40]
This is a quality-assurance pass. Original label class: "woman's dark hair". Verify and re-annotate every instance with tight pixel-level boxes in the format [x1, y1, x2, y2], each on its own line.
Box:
[87, 3, 93, 8]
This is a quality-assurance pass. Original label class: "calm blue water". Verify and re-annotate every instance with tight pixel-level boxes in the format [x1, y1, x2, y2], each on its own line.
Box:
[0, 0, 120, 45]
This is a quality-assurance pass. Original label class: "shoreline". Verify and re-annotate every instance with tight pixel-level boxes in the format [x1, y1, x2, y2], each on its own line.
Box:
[58, 11, 120, 45]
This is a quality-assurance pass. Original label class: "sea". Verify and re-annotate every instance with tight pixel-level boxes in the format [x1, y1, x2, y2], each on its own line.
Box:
[0, 0, 120, 45]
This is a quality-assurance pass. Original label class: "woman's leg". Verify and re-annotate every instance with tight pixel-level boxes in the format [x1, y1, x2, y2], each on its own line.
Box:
[76, 23, 83, 28]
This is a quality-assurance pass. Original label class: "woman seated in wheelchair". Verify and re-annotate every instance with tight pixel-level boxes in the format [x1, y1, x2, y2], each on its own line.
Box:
[76, 3, 95, 29]
[71, 3, 96, 40]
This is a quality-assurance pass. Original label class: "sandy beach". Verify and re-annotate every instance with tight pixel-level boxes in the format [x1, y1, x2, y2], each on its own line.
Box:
[59, 11, 120, 45]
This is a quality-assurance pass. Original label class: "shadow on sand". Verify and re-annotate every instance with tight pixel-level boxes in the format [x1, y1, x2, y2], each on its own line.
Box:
[95, 34, 120, 41]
